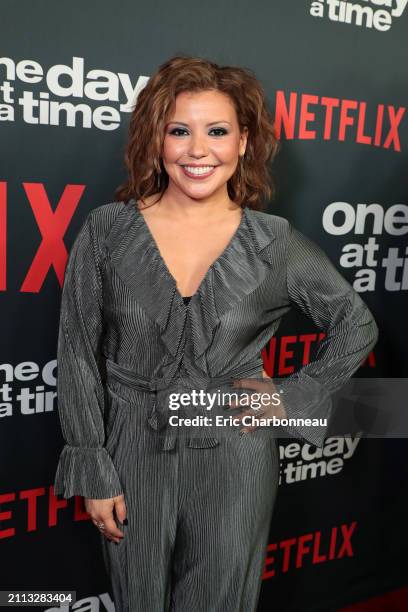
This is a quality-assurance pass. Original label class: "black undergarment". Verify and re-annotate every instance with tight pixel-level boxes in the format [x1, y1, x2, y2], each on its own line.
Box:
[182, 295, 192, 305]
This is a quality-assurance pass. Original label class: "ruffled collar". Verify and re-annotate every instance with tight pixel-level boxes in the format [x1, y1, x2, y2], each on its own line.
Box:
[103, 198, 277, 376]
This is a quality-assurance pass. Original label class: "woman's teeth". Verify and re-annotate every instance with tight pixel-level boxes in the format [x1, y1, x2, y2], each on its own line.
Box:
[182, 165, 215, 175]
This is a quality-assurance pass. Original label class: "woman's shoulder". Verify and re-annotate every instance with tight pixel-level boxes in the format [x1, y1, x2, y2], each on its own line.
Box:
[79, 200, 135, 257]
[88, 200, 130, 226]
[87, 199, 135, 236]
[247, 207, 291, 240]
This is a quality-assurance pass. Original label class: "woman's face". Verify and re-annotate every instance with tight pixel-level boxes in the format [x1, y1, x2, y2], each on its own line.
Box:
[161, 89, 248, 201]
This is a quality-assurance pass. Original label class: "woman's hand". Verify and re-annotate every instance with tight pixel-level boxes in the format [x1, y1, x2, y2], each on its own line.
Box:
[85, 494, 127, 543]
[227, 369, 287, 435]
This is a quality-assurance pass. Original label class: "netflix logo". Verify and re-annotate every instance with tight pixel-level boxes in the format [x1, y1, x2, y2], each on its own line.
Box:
[0, 182, 86, 292]
[0, 486, 90, 539]
[262, 521, 357, 578]
[273, 90, 405, 151]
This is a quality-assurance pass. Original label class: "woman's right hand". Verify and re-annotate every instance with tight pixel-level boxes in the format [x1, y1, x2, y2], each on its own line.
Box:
[85, 494, 127, 543]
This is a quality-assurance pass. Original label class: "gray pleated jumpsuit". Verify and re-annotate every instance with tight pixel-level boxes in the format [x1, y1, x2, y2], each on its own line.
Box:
[53, 199, 379, 612]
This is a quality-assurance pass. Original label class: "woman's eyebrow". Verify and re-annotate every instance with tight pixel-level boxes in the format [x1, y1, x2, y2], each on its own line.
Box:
[166, 121, 232, 127]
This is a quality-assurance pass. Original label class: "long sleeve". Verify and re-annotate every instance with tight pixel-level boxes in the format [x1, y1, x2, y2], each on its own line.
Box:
[275, 222, 379, 448]
[53, 212, 124, 499]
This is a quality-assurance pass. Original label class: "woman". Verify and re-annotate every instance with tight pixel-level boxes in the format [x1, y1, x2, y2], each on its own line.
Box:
[53, 55, 379, 611]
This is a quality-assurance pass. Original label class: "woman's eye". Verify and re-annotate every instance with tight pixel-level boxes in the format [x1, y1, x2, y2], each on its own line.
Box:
[209, 127, 228, 136]
[168, 127, 228, 136]
[169, 128, 188, 136]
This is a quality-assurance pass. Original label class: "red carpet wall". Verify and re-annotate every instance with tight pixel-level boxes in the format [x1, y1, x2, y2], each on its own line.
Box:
[1, 1, 407, 610]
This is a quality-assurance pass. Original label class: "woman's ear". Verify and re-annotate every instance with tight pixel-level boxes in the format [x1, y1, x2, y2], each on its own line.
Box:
[240, 126, 249, 155]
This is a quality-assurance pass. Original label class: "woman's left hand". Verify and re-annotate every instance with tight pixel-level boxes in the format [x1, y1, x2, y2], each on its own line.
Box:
[227, 369, 286, 435]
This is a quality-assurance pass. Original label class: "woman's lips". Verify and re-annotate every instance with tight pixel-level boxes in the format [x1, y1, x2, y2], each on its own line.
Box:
[180, 165, 218, 179]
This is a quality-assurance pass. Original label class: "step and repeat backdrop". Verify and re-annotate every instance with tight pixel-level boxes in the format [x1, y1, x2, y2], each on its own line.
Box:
[1, 1, 407, 611]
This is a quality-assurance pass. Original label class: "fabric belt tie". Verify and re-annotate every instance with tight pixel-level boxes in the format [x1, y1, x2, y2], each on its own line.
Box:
[105, 357, 263, 451]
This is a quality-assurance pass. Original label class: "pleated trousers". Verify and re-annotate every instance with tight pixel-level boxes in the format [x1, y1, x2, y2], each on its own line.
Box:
[100, 383, 280, 612]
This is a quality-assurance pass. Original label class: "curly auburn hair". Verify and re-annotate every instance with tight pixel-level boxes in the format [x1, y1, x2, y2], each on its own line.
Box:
[114, 55, 280, 211]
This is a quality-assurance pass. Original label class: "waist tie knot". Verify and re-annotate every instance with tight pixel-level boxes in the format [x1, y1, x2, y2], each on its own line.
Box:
[105, 357, 263, 452]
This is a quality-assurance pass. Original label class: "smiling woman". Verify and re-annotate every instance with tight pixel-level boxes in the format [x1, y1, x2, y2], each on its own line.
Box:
[54, 54, 378, 612]
[123, 84, 260, 298]
[115, 54, 280, 208]
[161, 89, 248, 207]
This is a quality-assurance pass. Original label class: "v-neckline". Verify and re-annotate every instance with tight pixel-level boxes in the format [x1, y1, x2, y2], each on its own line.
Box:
[134, 200, 248, 305]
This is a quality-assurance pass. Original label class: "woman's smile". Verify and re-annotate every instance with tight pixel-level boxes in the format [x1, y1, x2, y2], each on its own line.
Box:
[180, 164, 218, 179]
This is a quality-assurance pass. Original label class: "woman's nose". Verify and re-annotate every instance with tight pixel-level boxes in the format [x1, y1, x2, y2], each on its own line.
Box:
[188, 134, 208, 157]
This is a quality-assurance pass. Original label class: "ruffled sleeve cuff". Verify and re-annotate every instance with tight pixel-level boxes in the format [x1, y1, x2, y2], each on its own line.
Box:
[275, 373, 333, 448]
[53, 444, 124, 499]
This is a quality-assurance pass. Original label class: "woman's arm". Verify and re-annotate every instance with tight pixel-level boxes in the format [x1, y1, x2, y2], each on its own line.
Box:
[53, 211, 124, 499]
[276, 222, 379, 448]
